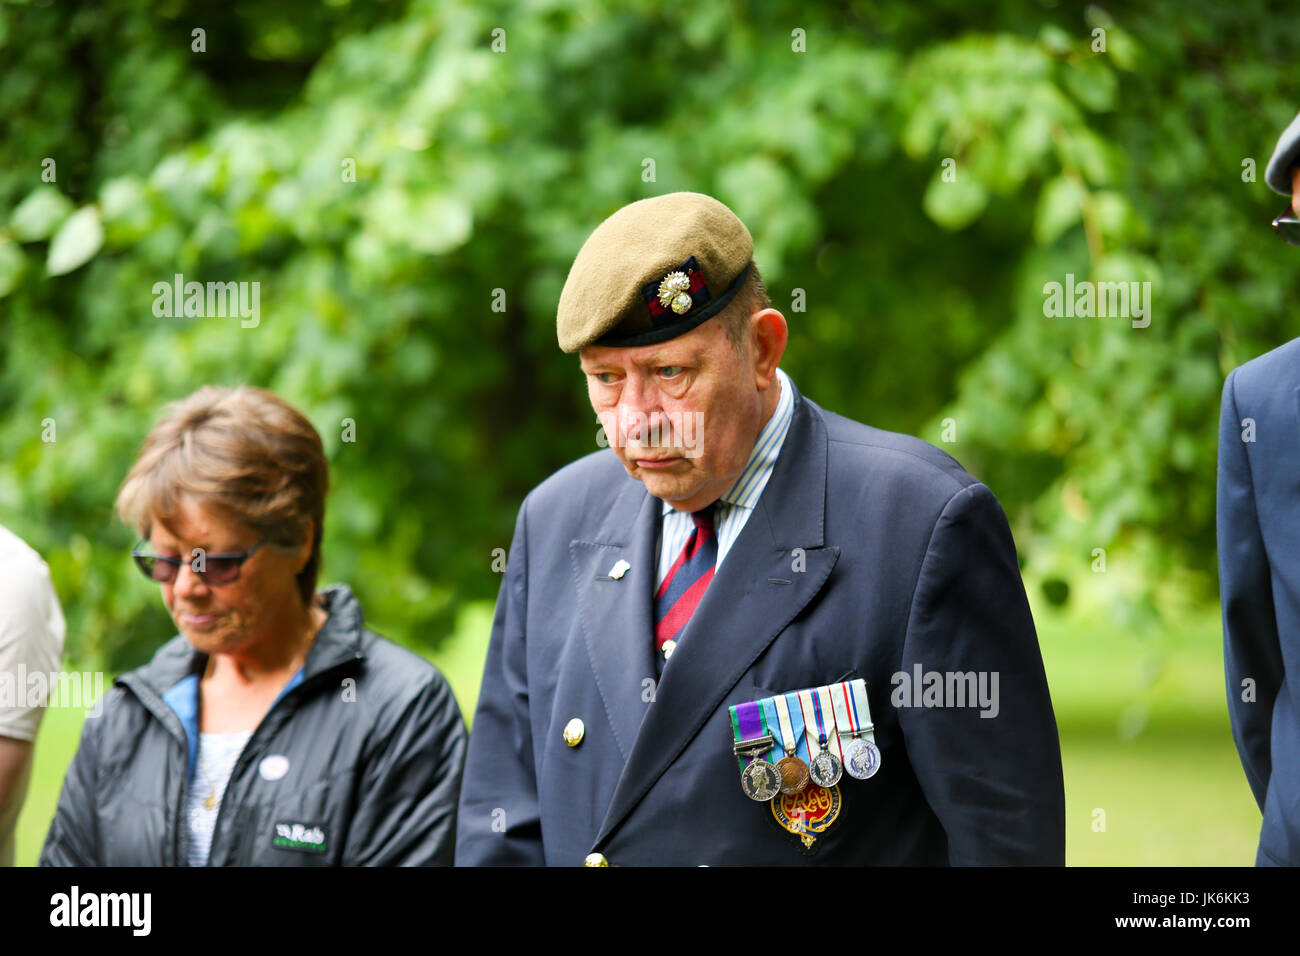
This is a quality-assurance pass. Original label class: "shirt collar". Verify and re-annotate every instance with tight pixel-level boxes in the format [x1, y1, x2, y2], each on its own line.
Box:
[660, 366, 795, 515]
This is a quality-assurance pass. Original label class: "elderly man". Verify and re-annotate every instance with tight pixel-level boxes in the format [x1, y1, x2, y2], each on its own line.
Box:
[456, 192, 1064, 865]
[1219, 111, 1300, 867]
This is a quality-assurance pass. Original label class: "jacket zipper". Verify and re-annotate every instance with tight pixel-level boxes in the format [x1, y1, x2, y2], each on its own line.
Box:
[206, 656, 362, 865]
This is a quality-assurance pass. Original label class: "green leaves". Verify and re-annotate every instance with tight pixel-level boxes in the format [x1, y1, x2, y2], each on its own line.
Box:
[403, 193, 474, 256]
[1, 0, 1292, 668]
[46, 206, 104, 276]
[1034, 175, 1087, 243]
[923, 169, 988, 230]
[0, 235, 24, 298]
[9, 186, 72, 242]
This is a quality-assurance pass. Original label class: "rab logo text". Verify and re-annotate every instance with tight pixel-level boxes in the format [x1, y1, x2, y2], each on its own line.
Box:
[272, 822, 328, 854]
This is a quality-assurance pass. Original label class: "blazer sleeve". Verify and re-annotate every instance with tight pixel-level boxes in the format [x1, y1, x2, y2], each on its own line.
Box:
[455, 496, 546, 865]
[897, 482, 1065, 865]
[1217, 367, 1283, 811]
[39, 708, 103, 866]
[340, 665, 467, 866]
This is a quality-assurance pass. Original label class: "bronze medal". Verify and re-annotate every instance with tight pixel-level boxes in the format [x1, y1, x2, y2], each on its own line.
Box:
[776, 752, 810, 794]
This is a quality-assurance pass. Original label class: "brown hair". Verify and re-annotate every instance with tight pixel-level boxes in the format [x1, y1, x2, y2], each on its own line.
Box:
[718, 261, 772, 354]
[115, 385, 329, 606]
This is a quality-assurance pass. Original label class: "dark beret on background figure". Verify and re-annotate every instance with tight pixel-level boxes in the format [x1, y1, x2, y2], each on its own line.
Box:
[1266, 109, 1300, 194]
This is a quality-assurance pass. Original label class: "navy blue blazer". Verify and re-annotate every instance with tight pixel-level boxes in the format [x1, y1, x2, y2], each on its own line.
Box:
[1218, 337, 1300, 866]
[457, 376, 1065, 865]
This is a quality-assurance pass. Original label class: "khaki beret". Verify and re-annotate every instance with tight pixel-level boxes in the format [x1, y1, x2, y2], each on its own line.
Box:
[557, 192, 754, 352]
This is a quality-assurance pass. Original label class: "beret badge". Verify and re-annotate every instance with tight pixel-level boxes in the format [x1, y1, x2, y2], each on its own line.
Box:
[642, 255, 710, 325]
[658, 272, 694, 315]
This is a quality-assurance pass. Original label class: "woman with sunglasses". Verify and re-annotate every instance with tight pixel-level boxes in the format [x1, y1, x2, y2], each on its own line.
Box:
[40, 385, 467, 866]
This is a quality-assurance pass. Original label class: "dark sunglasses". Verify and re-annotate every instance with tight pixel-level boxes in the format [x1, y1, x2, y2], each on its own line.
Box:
[1272, 209, 1300, 246]
[131, 538, 266, 586]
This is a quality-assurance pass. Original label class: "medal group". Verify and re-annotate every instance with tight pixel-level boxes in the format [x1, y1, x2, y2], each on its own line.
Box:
[728, 679, 880, 846]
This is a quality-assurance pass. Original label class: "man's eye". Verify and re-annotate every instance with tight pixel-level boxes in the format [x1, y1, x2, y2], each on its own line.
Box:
[595, 372, 620, 385]
[658, 366, 685, 378]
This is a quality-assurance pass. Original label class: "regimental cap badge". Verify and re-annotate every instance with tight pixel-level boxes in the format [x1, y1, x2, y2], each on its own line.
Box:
[657, 271, 694, 314]
[643, 256, 709, 321]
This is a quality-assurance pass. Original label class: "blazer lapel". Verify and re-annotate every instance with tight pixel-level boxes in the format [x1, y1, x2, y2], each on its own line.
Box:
[594, 382, 841, 847]
[569, 477, 662, 761]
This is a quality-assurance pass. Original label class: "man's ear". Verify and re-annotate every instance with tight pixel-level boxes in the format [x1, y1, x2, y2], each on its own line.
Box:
[749, 308, 788, 388]
[1291, 166, 1300, 217]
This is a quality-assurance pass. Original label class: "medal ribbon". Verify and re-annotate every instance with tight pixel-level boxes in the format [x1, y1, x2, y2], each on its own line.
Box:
[729, 699, 771, 773]
[796, 688, 821, 758]
[848, 678, 878, 745]
[766, 692, 808, 762]
[816, 686, 847, 759]
[830, 679, 869, 746]
[809, 685, 843, 760]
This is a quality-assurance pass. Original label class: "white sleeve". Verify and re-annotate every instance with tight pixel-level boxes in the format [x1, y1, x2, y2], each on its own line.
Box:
[0, 530, 67, 741]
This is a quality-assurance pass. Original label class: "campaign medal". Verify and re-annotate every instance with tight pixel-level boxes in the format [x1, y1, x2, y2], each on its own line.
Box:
[843, 737, 881, 779]
[765, 693, 810, 794]
[741, 757, 783, 802]
[799, 686, 843, 788]
[776, 754, 810, 794]
[833, 678, 881, 780]
[729, 700, 781, 802]
[809, 751, 841, 788]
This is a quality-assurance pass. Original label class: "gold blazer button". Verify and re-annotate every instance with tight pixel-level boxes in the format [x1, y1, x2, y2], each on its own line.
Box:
[563, 717, 586, 747]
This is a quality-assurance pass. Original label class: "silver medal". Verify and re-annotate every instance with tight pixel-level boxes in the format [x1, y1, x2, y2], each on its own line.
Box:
[809, 750, 843, 788]
[740, 758, 783, 801]
[843, 737, 881, 780]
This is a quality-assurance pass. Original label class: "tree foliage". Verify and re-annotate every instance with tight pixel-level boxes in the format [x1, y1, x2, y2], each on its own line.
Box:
[1, 0, 1295, 667]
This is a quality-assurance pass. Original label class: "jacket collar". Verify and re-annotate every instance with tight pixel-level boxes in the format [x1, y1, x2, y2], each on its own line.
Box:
[119, 584, 366, 776]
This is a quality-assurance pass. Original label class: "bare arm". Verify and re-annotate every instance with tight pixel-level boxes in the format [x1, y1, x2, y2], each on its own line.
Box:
[0, 734, 35, 823]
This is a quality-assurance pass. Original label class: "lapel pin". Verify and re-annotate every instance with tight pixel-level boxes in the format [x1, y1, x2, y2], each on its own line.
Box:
[607, 559, 631, 580]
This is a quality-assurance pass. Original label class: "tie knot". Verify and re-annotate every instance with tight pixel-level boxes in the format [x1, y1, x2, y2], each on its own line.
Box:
[691, 503, 716, 532]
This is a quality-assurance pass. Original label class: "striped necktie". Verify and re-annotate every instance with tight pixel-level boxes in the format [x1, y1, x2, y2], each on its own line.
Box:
[654, 503, 717, 660]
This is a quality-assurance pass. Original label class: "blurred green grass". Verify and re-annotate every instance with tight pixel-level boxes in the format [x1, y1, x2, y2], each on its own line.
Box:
[14, 596, 1263, 866]
[1039, 596, 1262, 866]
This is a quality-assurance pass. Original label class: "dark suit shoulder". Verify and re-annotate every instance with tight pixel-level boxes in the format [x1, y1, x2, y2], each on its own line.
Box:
[813, 403, 978, 505]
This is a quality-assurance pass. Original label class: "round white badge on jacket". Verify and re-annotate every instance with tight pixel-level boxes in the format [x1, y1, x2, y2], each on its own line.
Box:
[259, 755, 290, 781]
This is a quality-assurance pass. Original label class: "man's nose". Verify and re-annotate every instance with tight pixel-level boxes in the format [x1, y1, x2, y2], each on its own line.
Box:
[617, 379, 663, 444]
